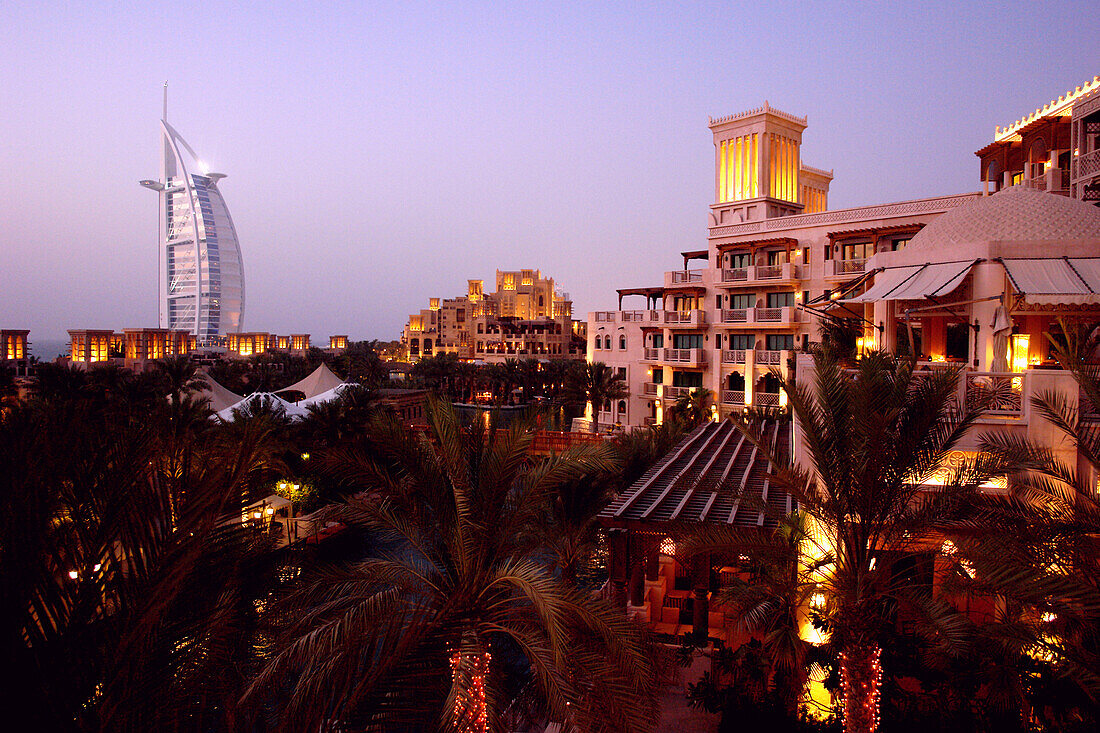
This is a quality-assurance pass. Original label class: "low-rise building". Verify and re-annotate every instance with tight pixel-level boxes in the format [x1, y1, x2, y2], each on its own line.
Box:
[1, 329, 31, 375]
[403, 269, 585, 363]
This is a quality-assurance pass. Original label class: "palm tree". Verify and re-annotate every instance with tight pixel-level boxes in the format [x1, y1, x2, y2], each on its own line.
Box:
[519, 358, 544, 403]
[568, 361, 629, 433]
[666, 387, 713, 428]
[0, 383, 284, 730]
[736, 349, 1015, 733]
[960, 322, 1100, 707]
[154, 355, 208, 409]
[686, 512, 827, 719]
[245, 398, 657, 731]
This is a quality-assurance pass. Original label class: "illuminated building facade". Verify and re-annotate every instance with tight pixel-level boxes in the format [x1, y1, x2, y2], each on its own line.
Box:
[226, 332, 311, 358]
[976, 76, 1100, 199]
[1, 330, 31, 376]
[590, 103, 977, 428]
[402, 269, 585, 363]
[141, 89, 245, 342]
[590, 84, 1100, 430]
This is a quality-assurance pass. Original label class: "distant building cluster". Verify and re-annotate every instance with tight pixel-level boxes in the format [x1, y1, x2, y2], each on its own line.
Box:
[591, 78, 1100, 430]
[55, 327, 351, 370]
[401, 269, 586, 363]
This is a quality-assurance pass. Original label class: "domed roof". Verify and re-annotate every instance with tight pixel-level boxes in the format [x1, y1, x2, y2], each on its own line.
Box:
[908, 187, 1100, 252]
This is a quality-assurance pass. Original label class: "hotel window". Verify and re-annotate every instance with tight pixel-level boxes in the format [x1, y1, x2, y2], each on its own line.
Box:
[728, 334, 753, 350]
[729, 293, 753, 309]
[652, 369, 663, 384]
[766, 334, 794, 350]
[767, 250, 788, 266]
[824, 244, 832, 261]
[715, 294, 723, 309]
[727, 252, 751, 269]
[619, 335, 627, 350]
[841, 242, 872, 260]
[618, 367, 627, 380]
[890, 238, 909, 252]
[766, 292, 794, 308]
[651, 334, 664, 348]
[617, 400, 627, 415]
[715, 333, 722, 349]
[802, 290, 810, 304]
[672, 334, 704, 350]
[672, 371, 703, 388]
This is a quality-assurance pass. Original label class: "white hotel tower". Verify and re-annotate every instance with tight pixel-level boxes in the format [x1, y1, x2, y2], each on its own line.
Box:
[141, 86, 245, 341]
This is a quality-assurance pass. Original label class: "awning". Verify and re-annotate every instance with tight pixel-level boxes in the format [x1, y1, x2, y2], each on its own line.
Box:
[843, 261, 975, 303]
[1001, 258, 1100, 304]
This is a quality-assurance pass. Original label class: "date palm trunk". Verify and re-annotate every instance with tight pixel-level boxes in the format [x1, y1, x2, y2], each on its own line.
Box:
[840, 641, 881, 733]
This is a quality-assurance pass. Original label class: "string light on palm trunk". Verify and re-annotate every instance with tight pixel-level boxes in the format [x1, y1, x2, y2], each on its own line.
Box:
[450, 648, 491, 733]
[839, 645, 881, 732]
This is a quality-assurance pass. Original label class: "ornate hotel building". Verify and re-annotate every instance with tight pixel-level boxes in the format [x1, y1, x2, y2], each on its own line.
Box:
[141, 94, 245, 343]
[590, 81, 1100, 430]
[402, 269, 586, 363]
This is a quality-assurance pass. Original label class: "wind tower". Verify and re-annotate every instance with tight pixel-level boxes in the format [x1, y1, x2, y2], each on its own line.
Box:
[708, 102, 832, 227]
[140, 83, 246, 342]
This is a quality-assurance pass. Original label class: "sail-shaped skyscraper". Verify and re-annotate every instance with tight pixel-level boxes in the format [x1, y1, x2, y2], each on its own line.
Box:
[141, 86, 245, 341]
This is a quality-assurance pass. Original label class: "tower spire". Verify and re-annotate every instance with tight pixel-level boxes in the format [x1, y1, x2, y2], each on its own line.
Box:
[162, 80, 168, 121]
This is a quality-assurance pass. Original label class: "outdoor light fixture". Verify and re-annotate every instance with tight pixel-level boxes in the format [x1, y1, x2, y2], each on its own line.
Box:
[1011, 334, 1030, 373]
[68, 570, 79, 580]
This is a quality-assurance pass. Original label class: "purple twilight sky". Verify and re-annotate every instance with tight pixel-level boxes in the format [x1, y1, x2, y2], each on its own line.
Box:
[1, 1, 1096, 351]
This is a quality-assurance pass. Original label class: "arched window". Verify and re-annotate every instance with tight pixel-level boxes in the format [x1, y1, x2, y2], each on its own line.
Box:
[538, 295, 544, 307]
[727, 372, 745, 390]
[423, 338, 433, 352]
[617, 400, 627, 414]
[603, 399, 612, 411]
[604, 336, 613, 350]
[619, 335, 627, 350]
[985, 160, 1001, 192]
[1028, 138, 1048, 179]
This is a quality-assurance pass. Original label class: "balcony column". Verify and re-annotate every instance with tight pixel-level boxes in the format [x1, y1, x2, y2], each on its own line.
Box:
[744, 349, 756, 406]
[691, 555, 710, 639]
[874, 300, 897, 354]
[970, 261, 1004, 371]
[608, 529, 629, 609]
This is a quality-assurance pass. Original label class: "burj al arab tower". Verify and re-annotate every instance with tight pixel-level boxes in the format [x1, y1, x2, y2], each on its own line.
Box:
[141, 84, 245, 341]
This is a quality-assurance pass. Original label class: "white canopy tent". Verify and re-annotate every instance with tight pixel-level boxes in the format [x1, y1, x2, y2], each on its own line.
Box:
[280, 363, 345, 400]
[215, 392, 309, 422]
[194, 375, 245, 413]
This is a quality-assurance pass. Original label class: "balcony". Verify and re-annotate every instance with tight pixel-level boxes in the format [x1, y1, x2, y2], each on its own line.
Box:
[1072, 149, 1100, 182]
[719, 307, 800, 328]
[642, 382, 659, 396]
[661, 348, 706, 367]
[661, 385, 694, 400]
[720, 348, 791, 367]
[824, 258, 867, 280]
[720, 263, 801, 287]
[721, 390, 746, 406]
[665, 269, 706, 287]
[1022, 166, 1070, 195]
[658, 310, 704, 327]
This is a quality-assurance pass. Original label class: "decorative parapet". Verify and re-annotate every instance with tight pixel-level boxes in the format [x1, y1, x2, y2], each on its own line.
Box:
[709, 100, 807, 128]
[800, 163, 834, 180]
[709, 192, 981, 237]
[994, 76, 1100, 142]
